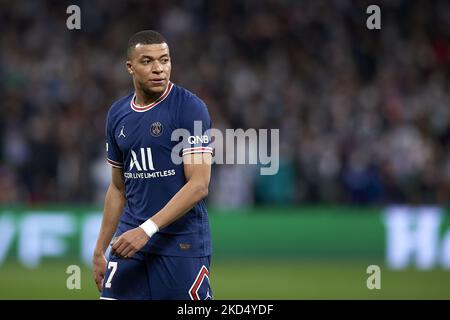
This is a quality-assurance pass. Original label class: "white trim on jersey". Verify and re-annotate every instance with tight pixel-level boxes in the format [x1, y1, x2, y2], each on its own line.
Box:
[182, 147, 214, 156]
[130, 82, 174, 112]
[107, 158, 124, 168]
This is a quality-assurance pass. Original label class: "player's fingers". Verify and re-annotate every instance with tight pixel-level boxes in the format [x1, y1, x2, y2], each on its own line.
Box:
[127, 249, 137, 258]
[120, 246, 133, 258]
[114, 241, 129, 256]
[93, 266, 103, 279]
[122, 241, 139, 258]
[111, 237, 122, 250]
[96, 279, 102, 292]
[126, 246, 139, 259]
[94, 273, 104, 292]
[110, 236, 118, 247]
[110, 248, 125, 259]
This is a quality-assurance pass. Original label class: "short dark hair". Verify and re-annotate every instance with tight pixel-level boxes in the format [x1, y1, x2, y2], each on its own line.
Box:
[127, 30, 168, 58]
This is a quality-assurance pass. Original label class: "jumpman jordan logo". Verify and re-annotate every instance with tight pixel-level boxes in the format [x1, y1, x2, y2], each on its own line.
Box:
[118, 126, 126, 138]
[205, 288, 212, 300]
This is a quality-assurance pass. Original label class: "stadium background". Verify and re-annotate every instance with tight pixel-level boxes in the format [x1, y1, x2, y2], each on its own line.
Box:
[1, 0, 450, 299]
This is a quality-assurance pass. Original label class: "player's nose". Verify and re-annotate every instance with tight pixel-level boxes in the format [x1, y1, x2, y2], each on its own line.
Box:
[152, 62, 164, 73]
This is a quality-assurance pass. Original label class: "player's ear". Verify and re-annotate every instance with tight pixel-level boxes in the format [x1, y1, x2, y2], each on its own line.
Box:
[126, 60, 134, 75]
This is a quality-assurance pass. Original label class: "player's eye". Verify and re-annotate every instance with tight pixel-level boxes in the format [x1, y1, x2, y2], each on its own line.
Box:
[142, 59, 150, 64]
[161, 58, 169, 64]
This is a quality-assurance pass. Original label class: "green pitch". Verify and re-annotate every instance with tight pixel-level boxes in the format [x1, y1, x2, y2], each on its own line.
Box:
[0, 260, 449, 299]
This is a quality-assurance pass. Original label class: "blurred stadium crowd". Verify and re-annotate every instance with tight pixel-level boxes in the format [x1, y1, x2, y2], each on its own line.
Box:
[0, 0, 449, 206]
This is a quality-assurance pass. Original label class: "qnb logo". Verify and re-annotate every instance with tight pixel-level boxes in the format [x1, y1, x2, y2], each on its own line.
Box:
[188, 135, 209, 145]
[130, 148, 155, 171]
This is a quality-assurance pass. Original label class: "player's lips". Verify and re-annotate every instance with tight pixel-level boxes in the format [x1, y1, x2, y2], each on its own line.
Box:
[150, 79, 165, 85]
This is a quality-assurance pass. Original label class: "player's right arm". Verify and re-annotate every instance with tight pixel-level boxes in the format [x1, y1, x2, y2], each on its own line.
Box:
[92, 166, 126, 292]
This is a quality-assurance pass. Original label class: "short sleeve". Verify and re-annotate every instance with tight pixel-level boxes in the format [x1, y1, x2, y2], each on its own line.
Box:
[178, 96, 213, 156]
[105, 111, 124, 168]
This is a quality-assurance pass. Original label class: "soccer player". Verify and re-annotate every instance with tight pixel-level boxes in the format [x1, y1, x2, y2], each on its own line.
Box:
[92, 30, 213, 300]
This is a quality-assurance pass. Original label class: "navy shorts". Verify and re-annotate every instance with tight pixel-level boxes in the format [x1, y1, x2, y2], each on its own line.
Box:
[100, 251, 212, 300]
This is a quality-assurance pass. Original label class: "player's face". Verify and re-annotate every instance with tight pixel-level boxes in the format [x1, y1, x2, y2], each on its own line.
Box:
[127, 43, 172, 96]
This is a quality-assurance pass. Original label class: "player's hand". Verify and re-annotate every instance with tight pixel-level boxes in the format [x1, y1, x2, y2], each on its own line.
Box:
[92, 252, 107, 292]
[111, 227, 150, 259]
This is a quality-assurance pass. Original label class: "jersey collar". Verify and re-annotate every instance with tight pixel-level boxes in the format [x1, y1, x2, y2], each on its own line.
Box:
[130, 82, 174, 112]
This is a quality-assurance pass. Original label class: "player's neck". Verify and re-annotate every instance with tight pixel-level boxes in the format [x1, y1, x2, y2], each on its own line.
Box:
[134, 87, 166, 107]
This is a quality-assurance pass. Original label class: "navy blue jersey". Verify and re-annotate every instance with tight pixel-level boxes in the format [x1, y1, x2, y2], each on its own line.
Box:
[105, 82, 213, 257]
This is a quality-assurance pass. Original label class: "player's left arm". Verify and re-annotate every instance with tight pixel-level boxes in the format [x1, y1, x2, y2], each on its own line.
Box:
[112, 153, 212, 258]
[151, 153, 212, 229]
